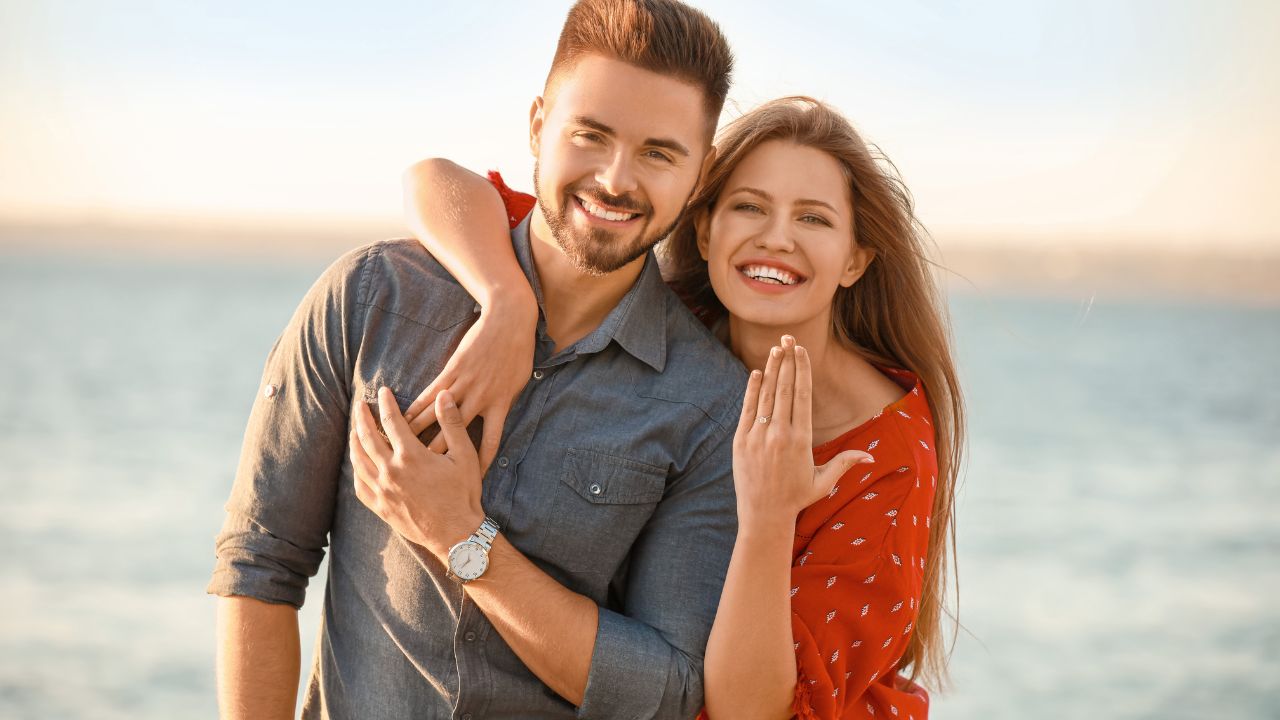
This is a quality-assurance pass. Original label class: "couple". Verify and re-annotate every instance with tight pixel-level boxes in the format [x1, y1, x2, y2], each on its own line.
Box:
[208, 0, 963, 718]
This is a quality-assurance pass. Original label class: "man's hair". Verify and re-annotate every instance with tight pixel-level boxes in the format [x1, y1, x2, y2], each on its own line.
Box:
[546, 0, 733, 131]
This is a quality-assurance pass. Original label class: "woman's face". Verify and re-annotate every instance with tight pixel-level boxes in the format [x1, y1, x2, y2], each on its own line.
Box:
[699, 140, 872, 331]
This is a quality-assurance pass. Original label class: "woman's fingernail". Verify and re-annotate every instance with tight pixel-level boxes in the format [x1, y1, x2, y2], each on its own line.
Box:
[771, 347, 781, 358]
[859, 455, 876, 464]
[751, 369, 762, 380]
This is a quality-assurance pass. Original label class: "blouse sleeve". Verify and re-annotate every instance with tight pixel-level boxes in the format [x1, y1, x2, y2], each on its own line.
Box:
[788, 441, 935, 719]
[486, 171, 536, 229]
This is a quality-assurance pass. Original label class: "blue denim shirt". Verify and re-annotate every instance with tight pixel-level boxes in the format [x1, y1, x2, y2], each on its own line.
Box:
[208, 217, 746, 719]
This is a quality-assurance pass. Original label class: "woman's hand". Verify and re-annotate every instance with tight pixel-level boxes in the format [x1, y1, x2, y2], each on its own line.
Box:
[732, 336, 873, 529]
[403, 292, 538, 474]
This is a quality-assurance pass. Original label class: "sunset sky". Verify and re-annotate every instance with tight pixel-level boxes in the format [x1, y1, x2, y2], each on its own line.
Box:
[2, 0, 1277, 249]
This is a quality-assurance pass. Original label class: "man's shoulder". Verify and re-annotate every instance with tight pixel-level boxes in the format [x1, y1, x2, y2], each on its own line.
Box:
[644, 287, 747, 432]
[320, 238, 477, 326]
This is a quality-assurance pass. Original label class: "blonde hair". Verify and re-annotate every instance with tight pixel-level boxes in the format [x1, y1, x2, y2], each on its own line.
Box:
[665, 96, 964, 688]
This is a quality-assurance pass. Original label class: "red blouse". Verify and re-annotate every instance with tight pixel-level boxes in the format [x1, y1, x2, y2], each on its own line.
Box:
[489, 174, 936, 719]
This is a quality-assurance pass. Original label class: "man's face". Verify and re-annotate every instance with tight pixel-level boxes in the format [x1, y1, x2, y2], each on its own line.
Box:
[529, 54, 712, 276]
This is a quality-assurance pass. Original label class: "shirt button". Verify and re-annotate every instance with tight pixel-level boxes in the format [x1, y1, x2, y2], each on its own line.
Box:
[464, 631, 476, 643]
[532, 370, 544, 380]
[497, 457, 510, 469]
[589, 483, 602, 496]
[263, 384, 277, 399]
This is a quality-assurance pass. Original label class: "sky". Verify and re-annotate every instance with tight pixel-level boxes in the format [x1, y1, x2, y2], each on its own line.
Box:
[2, 0, 1278, 249]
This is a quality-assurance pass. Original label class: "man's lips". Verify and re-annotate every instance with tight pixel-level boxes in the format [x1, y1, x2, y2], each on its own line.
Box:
[573, 195, 644, 225]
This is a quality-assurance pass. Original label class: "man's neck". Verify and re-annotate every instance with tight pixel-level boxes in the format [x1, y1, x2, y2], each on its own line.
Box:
[529, 206, 647, 353]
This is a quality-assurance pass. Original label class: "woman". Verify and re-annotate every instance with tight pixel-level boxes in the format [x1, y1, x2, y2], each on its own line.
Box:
[379, 97, 963, 718]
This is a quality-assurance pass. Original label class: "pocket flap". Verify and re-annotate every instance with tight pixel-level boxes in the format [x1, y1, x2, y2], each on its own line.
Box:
[561, 448, 666, 505]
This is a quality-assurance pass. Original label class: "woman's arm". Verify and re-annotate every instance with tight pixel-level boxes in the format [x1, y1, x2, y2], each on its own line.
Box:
[401, 159, 534, 312]
[703, 337, 872, 719]
[399, 160, 538, 470]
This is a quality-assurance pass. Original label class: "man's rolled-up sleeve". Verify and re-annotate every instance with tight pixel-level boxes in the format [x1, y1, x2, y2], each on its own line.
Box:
[206, 246, 370, 609]
[576, 431, 738, 720]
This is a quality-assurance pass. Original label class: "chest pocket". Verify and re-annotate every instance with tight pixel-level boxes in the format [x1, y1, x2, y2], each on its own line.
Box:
[532, 448, 667, 578]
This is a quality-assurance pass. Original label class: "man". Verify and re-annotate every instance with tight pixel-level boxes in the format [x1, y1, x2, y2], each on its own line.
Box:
[207, 1, 744, 718]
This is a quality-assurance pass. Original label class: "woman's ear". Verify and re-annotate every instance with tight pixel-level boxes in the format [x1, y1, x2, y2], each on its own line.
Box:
[695, 208, 713, 261]
[839, 243, 875, 287]
[528, 97, 545, 157]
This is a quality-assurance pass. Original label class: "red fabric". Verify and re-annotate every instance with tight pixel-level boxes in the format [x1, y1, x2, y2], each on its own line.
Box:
[493, 175, 935, 719]
[787, 366, 935, 719]
[487, 171, 536, 229]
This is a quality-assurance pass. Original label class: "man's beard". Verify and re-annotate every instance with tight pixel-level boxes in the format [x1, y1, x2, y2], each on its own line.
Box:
[533, 162, 681, 277]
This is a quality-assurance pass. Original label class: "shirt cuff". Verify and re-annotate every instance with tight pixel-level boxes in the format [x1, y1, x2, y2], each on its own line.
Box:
[577, 608, 701, 720]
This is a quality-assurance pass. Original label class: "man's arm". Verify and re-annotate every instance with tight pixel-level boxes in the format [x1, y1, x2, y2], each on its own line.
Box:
[216, 597, 300, 720]
[352, 389, 738, 718]
[208, 246, 368, 717]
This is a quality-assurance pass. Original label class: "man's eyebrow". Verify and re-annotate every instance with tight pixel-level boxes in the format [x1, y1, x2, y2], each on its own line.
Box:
[571, 115, 690, 158]
[730, 186, 840, 213]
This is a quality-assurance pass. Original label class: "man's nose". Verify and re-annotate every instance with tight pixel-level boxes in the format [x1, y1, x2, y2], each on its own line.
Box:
[595, 151, 638, 199]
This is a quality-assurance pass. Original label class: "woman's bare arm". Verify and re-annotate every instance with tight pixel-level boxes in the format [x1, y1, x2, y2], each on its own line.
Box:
[400, 159, 538, 471]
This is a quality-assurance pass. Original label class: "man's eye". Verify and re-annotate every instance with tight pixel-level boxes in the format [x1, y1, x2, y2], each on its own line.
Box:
[575, 132, 604, 143]
[645, 150, 673, 163]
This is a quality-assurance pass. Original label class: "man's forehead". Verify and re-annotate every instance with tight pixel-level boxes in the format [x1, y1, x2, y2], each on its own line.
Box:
[544, 55, 709, 147]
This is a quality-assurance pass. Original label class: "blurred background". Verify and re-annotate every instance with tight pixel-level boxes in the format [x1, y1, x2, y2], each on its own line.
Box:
[1, 1, 1277, 718]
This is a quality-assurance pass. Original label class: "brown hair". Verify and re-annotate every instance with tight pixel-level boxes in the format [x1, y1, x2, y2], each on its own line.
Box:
[665, 96, 965, 689]
[546, 0, 734, 132]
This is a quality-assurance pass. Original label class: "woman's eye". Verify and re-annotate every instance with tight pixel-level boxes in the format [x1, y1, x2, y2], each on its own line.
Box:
[800, 214, 832, 226]
[735, 203, 763, 213]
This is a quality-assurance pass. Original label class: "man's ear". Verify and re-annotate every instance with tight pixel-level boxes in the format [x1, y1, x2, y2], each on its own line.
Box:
[529, 97, 545, 157]
[840, 242, 875, 287]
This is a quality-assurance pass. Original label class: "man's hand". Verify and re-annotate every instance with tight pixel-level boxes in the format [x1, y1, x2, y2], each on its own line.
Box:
[350, 387, 485, 560]
[403, 297, 537, 473]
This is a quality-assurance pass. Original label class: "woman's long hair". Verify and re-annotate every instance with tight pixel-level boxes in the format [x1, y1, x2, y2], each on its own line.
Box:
[664, 96, 965, 688]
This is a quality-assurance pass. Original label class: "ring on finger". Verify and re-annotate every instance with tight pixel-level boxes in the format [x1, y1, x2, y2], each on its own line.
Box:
[756, 415, 771, 424]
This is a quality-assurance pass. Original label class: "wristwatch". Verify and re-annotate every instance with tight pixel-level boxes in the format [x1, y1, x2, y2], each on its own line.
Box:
[446, 516, 501, 584]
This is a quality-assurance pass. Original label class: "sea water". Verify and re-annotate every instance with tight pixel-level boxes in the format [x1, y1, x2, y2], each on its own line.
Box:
[1, 248, 1276, 719]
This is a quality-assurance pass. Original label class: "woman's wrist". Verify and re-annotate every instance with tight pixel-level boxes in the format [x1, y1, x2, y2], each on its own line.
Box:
[477, 282, 538, 326]
[733, 511, 797, 547]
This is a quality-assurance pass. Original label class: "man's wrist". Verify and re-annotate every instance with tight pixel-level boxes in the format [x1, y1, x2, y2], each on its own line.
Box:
[431, 509, 488, 562]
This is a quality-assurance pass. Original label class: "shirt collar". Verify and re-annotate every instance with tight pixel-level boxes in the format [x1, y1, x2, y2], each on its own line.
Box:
[512, 214, 668, 372]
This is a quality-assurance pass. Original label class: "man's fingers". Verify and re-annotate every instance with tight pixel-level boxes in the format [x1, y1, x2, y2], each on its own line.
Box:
[348, 429, 379, 482]
[774, 336, 797, 425]
[793, 344, 814, 440]
[737, 369, 763, 435]
[353, 398, 391, 468]
[377, 386, 416, 452]
[426, 402, 476, 455]
[403, 380, 442, 427]
[434, 390, 474, 459]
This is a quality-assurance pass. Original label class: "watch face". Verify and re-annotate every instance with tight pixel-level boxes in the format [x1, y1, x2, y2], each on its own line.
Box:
[449, 541, 489, 581]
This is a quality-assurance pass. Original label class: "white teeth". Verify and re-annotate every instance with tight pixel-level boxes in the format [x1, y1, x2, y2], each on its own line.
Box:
[740, 264, 800, 286]
[579, 197, 637, 222]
